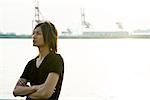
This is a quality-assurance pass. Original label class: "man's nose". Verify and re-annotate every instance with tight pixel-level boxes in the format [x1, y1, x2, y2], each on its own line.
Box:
[32, 34, 36, 39]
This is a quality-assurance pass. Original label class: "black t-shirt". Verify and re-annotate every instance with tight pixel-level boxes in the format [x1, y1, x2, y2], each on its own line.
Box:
[20, 52, 64, 100]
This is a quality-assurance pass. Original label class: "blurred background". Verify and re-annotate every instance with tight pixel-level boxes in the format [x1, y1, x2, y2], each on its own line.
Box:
[1, 0, 150, 100]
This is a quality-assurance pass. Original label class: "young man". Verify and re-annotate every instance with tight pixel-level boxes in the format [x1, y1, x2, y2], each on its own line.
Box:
[13, 21, 64, 100]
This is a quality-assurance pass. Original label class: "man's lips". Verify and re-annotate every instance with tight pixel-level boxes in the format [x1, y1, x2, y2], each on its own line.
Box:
[33, 39, 36, 42]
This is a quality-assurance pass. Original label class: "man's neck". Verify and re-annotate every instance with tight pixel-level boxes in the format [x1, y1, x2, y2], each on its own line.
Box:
[38, 46, 50, 59]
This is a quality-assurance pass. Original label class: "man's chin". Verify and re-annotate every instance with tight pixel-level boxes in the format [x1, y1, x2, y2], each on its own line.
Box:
[33, 44, 37, 46]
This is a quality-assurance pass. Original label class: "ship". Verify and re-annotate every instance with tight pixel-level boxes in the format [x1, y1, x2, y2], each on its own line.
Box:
[0, 0, 149, 39]
[33, 0, 150, 39]
[59, 8, 129, 39]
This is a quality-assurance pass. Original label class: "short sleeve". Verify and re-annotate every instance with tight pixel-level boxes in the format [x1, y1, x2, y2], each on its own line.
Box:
[47, 54, 64, 75]
[20, 60, 32, 81]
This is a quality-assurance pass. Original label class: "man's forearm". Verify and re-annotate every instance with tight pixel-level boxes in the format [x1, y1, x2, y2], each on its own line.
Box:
[28, 84, 49, 99]
[13, 86, 36, 97]
[28, 89, 49, 99]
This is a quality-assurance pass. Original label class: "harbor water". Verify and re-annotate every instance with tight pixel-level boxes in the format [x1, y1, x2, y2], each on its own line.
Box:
[1, 38, 150, 100]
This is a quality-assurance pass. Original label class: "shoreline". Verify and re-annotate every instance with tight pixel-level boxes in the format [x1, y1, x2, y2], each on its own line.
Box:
[1, 35, 150, 39]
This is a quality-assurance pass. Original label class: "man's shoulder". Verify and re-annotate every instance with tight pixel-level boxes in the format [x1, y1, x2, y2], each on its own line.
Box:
[48, 52, 63, 59]
[46, 53, 64, 65]
[27, 57, 36, 65]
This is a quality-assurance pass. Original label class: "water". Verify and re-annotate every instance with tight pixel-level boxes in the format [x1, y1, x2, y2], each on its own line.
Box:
[1, 38, 150, 100]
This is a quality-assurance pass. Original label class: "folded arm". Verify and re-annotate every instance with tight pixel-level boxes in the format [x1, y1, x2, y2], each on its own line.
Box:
[29, 72, 59, 99]
[13, 78, 36, 97]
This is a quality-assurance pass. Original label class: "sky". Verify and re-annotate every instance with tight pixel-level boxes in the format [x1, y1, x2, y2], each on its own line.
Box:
[0, 0, 150, 34]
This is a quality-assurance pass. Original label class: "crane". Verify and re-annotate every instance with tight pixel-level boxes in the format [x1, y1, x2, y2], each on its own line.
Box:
[32, 0, 43, 29]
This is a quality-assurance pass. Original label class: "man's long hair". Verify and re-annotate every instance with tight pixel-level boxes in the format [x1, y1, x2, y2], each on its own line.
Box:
[34, 21, 58, 52]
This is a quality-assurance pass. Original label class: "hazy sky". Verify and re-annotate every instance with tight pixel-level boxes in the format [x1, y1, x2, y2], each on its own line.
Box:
[0, 0, 150, 34]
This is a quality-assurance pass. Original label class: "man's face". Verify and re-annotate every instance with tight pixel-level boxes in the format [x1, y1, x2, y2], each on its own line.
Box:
[32, 26, 45, 47]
